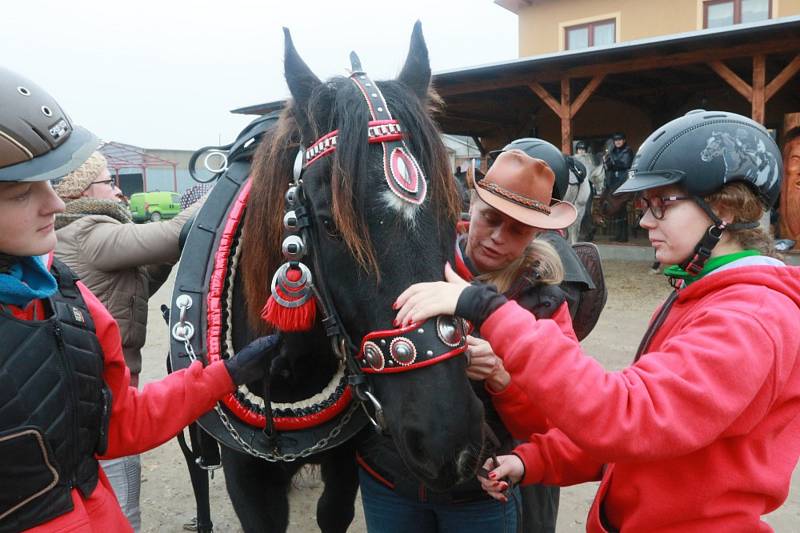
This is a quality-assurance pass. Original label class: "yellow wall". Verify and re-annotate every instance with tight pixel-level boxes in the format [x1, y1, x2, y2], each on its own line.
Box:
[517, 0, 800, 56]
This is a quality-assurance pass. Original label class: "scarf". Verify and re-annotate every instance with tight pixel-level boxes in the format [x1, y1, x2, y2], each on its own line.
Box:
[663, 249, 761, 286]
[55, 197, 132, 230]
[0, 255, 58, 307]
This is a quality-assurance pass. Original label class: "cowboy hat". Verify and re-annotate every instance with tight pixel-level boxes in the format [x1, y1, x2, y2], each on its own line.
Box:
[475, 149, 577, 230]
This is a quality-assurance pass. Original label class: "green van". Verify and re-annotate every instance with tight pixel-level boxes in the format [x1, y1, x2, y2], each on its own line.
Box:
[129, 191, 182, 222]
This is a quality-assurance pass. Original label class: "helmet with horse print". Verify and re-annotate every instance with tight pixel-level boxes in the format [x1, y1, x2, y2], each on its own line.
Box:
[0, 67, 98, 183]
[617, 109, 783, 275]
[496, 137, 570, 200]
[616, 109, 782, 208]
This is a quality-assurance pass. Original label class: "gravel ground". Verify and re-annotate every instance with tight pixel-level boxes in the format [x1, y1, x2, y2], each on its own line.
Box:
[139, 260, 800, 532]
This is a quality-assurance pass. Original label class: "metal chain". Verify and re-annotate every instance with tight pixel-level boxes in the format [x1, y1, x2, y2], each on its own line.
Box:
[213, 401, 358, 462]
[171, 294, 361, 462]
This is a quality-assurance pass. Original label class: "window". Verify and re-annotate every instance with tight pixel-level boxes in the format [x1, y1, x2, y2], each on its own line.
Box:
[565, 19, 616, 50]
[703, 0, 771, 29]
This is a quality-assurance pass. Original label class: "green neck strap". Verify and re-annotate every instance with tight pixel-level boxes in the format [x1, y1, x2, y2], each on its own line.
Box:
[663, 249, 760, 285]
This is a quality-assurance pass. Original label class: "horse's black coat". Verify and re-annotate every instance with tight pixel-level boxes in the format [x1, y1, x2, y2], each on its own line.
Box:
[222, 24, 485, 532]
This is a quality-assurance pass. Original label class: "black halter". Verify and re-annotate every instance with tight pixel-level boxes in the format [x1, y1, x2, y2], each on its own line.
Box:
[272, 59, 466, 429]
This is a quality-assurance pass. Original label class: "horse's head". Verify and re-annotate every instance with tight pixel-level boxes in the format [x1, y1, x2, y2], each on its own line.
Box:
[700, 131, 730, 162]
[242, 23, 485, 490]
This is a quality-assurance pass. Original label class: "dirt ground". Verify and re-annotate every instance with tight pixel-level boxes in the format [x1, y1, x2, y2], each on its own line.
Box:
[139, 260, 800, 532]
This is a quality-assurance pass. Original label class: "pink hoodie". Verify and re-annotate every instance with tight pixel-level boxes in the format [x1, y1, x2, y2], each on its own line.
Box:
[483, 262, 800, 532]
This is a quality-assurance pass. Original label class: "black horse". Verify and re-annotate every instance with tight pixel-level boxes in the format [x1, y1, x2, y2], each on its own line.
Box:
[216, 24, 486, 532]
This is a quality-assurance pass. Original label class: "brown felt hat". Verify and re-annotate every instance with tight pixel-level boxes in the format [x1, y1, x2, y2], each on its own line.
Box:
[475, 149, 577, 230]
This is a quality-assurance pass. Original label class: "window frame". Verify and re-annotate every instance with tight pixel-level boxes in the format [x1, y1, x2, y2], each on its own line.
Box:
[564, 18, 617, 50]
[702, 0, 772, 28]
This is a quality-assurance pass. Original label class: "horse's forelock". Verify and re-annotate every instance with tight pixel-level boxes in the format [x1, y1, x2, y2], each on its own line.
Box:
[242, 76, 461, 315]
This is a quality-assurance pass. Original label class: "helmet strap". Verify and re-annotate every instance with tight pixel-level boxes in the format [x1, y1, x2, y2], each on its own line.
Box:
[680, 196, 759, 275]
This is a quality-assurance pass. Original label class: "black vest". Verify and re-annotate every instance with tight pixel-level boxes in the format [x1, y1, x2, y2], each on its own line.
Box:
[0, 260, 111, 533]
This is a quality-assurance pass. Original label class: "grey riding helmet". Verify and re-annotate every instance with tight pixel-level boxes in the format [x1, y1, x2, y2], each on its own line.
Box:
[615, 109, 783, 208]
[0, 67, 98, 183]
[495, 138, 570, 200]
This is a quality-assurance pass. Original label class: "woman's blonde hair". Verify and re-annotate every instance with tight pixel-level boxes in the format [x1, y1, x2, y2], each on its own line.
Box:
[704, 182, 776, 256]
[469, 192, 564, 293]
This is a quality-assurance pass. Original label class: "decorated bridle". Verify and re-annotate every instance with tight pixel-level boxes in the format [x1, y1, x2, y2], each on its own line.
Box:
[261, 55, 467, 430]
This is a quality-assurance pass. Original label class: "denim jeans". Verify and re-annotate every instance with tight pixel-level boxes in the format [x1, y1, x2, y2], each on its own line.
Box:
[358, 467, 519, 533]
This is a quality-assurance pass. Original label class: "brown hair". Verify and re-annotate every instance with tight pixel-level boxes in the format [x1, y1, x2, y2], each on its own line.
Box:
[704, 182, 776, 256]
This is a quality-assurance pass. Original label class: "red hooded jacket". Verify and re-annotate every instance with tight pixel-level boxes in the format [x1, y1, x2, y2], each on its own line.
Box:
[483, 262, 800, 532]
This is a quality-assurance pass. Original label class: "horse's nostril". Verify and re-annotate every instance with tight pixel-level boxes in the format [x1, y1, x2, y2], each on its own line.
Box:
[403, 429, 437, 478]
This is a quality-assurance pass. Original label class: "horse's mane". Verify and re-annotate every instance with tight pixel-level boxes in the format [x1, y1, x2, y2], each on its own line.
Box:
[241, 80, 460, 330]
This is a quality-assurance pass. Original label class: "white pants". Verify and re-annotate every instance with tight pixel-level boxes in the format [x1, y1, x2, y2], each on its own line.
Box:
[100, 455, 142, 532]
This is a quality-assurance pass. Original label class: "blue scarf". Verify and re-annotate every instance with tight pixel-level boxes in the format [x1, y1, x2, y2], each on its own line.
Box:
[0, 255, 58, 307]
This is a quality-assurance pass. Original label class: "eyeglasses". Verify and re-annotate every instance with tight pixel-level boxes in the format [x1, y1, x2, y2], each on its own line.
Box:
[637, 195, 692, 220]
[92, 177, 117, 188]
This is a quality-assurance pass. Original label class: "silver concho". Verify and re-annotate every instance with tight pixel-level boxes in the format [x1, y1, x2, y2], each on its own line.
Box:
[282, 235, 306, 260]
[283, 210, 299, 232]
[390, 337, 417, 366]
[363, 341, 385, 371]
[270, 262, 313, 308]
[436, 316, 464, 347]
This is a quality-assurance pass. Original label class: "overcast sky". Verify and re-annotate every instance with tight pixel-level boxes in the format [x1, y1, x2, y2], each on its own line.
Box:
[2, 0, 517, 150]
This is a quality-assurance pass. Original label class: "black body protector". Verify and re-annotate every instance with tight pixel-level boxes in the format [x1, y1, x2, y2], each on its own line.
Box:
[0, 260, 111, 532]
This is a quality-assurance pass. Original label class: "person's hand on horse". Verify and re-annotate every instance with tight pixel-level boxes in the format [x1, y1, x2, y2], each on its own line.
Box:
[394, 262, 469, 326]
[224, 334, 282, 386]
[465, 335, 511, 392]
[478, 454, 525, 502]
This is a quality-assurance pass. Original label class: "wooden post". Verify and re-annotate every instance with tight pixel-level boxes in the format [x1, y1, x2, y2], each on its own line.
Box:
[780, 113, 800, 241]
[561, 78, 571, 153]
[752, 54, 766, 124]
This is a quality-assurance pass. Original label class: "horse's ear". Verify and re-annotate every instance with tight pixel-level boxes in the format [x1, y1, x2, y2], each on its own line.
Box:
[284, 27, 321, 142]
[397, 21, 431, 101]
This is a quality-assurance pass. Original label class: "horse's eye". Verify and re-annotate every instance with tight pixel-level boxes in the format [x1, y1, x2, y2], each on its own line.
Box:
[321, 217, 341, 240]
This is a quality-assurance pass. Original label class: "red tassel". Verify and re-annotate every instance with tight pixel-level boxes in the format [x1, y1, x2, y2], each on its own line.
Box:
[260, 266, 316, 331]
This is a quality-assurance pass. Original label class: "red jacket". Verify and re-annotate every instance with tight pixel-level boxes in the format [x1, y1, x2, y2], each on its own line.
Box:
[8, 282, 234, 532]
[482, 263, 800, 532]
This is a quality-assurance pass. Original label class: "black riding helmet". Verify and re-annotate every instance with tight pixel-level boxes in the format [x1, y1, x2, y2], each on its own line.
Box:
[616, 109, 782, 207]
[616, 110, 783, 274]
[492, 138, 570, 200]
[0, 67, 98, 183]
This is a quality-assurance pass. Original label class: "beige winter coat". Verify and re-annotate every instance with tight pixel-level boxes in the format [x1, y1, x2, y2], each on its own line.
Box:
[55, 199, 201, 375]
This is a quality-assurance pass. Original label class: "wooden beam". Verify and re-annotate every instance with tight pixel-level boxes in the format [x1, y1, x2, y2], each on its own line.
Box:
[560, 78, 572, 153]
[570, 74, 605, 118]
[709, 60, 752, 101]
[528, 82, 565, 118]
[443, 113, 506, 128]
[471, 136, 487, 156]
[766, 53, 800, 102]
[752, 54, 766, 124]
[435, 38, 800, 97]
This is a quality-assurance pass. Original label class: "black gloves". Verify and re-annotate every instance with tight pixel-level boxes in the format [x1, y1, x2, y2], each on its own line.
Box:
[455, 283, 508, 329]
[224, 334, 281, 386]
[515, 283, 567, 319]
[455, 282, 568, 329]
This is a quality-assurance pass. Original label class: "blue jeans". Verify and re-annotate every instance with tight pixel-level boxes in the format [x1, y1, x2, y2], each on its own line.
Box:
[358, 467, 519, 533]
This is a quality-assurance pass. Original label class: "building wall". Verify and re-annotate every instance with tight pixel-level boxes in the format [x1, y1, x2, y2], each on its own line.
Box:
[516, 0, 800, 56]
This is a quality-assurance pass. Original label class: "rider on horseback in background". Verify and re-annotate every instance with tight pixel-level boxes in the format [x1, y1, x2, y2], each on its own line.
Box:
[394, 109, 800, 532]
[603, 132, 634, 242]
[0, 66, 279, 533]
